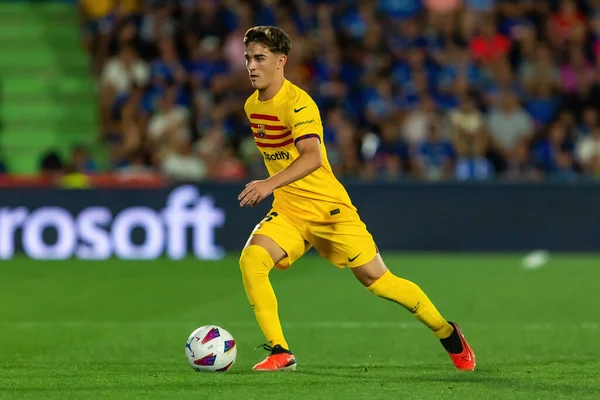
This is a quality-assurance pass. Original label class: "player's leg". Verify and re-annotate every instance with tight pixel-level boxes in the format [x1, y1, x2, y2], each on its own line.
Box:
[351, 254, 475, 371]
[351, 253, 454, 338]
[308, 216, 475, 371]
[240, 233, 287, 349]
[239, 210, 309, 371]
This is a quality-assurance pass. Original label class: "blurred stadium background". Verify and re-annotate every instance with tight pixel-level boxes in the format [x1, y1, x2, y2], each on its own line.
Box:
[1, 0, 600, 399]
[3, 0, 600, 181]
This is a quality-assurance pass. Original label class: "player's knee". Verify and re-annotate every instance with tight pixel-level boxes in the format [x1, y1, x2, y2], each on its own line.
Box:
[239, 245, 274, 279]
[352, 255, 388, 287]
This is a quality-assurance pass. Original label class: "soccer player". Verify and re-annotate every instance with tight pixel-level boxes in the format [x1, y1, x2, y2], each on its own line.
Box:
[238, 26, 476, 372]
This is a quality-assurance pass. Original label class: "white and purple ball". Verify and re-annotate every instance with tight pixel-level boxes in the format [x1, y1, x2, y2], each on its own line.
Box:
[185, 325, 237, 372]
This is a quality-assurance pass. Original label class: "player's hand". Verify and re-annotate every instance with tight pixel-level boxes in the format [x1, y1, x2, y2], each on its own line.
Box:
[238, 179, 275, 207]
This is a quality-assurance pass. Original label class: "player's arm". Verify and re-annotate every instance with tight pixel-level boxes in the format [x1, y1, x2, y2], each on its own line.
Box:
[238, 137, 321, 207]
[271, 95, 325, 189]
[267, 137, 322, 189]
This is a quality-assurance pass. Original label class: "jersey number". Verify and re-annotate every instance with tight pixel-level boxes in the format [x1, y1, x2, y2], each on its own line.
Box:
[264, 212, 278, 222]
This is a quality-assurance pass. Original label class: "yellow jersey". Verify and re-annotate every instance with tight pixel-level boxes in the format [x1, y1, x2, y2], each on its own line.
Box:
[119, 0, 141, 14]
[81, 0, 114, 18]
[244, 79, 355, 220]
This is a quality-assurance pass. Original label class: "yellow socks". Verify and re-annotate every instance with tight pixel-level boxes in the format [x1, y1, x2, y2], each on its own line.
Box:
[240, 246, 452, 347]
[367, 270, 454, 339]
[239, 245, 289, 350]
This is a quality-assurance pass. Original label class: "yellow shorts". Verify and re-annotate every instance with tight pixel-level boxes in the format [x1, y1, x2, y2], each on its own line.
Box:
[250, 205, 378, 269]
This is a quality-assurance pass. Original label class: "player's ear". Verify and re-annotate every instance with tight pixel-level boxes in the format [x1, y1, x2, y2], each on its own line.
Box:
[278, 55, 287, 69]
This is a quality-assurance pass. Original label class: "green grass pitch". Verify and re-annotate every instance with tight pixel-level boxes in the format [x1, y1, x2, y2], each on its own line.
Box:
[1, 253, 599, 399]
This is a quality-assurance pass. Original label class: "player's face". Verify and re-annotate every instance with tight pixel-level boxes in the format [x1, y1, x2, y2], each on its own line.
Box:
[245, 42, 281, 90]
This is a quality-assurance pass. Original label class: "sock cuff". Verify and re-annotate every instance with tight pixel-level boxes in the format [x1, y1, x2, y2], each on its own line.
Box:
[366, 269, 393, 292]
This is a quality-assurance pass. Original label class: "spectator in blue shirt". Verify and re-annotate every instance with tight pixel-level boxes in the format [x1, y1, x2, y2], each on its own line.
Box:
[413, 121, 455, 181]
[533, 121, 577, 180]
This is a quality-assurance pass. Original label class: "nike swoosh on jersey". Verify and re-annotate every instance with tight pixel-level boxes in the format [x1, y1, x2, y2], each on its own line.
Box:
[294, 106, 308, 113]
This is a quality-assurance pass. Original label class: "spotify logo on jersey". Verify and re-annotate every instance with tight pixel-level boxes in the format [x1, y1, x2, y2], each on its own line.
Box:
[0, 186, 225, 260]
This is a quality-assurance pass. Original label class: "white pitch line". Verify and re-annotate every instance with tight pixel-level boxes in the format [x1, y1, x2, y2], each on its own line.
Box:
[2, 321, 598, 330]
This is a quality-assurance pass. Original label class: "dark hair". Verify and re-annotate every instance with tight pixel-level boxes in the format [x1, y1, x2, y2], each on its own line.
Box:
[243, 26, 291, 56]
[39, 150, 64, 172]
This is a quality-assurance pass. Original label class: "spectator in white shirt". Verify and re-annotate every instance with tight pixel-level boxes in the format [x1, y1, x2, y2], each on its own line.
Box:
[161, 138, 207, 182]
[100, 45, 149, 134]
[576, 126, 600, 172]
[147, 86, 191, 145]
[488, 91, 534, 155]
[101, 45, 150, 95]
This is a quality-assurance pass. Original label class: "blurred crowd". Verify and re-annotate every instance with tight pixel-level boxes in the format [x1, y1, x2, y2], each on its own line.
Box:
[73, 0, 600, 182]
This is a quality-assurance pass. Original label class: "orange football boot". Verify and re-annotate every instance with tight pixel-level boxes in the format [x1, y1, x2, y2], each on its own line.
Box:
[253, 344, 297, 371]
[441, 322, 476, 371]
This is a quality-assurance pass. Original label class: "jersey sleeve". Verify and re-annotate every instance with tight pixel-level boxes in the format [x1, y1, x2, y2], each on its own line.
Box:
[286, 93, 323, 146]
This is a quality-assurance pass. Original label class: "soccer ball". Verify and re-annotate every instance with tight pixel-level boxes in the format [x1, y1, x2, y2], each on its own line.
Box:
[185, 325, 237, 372]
